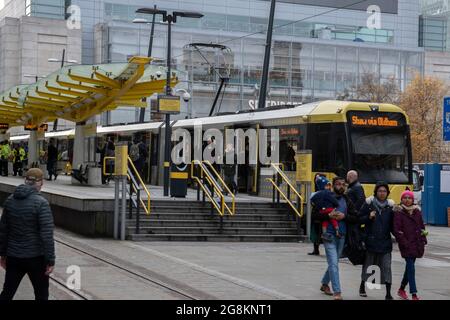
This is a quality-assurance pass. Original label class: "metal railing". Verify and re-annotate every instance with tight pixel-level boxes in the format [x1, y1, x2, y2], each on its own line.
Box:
[266, 163, 304, 218]
[191, 160, 235, 217]
[103, 156, 151, 216]
[202, 160, 235, 215]
[127, 156, 151, 215]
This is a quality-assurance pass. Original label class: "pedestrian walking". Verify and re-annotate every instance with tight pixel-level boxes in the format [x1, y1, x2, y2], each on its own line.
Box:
[346, 170, 366, 211]
[223, 143, 237, 195]
[313, 177, 359, 300]
[0, 168, 55, 300]
[358, 181, 395, 300]
[0, 141, 11, 176]
[46, 139, 58, 181]
[308, 174, 327, 256]
[129, 136, 147, 180]
[393, 190, 427, 300]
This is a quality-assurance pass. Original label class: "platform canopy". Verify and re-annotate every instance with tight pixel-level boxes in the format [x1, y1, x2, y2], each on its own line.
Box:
[0, 56, 180, 128]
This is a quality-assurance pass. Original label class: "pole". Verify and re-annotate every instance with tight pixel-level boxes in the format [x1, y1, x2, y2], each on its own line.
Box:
[257, 0, 276, 110]
[305, 182, 311, 239]
[148, 5, 156, 57]
[163, 15, 172, 197]
[53, 49, 65, 131]
[114, 176, 119, 239]
[121, 176, 127, 240]
[139, 5, 157, 123]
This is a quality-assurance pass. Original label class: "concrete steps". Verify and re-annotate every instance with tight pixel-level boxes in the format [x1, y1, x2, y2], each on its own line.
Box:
[126, 200, 303, 242]
[126, 219, 296, 228]
[128, 234, 302, 242]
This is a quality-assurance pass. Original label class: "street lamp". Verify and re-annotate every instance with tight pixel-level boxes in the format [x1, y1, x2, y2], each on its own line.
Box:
[136, 8, 203, 197]
[48, 48, 78, 131]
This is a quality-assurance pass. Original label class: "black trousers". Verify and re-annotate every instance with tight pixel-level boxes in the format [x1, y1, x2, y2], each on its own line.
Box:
[0, 159, 8, 176]
[0, 256, 49, 301]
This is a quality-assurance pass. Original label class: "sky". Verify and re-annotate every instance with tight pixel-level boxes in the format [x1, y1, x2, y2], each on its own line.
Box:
[0, 1, 4, 11]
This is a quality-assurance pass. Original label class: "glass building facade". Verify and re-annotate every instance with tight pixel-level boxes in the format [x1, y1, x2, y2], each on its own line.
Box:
[419, 15, 447, 51]
[1, 0, 425, 123]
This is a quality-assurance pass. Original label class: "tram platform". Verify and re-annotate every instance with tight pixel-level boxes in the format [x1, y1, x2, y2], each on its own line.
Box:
[0, 175, 300, 241]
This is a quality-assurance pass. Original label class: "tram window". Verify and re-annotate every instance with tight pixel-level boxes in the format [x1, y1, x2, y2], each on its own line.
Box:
[350, 129, 409, 184]
[279, 126, 302, 171]
[308, 123, 348, 175]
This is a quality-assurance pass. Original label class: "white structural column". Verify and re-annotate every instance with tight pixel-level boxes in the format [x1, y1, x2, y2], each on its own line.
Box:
[71, 122, 86, 184]
[28, 130, 38, 166]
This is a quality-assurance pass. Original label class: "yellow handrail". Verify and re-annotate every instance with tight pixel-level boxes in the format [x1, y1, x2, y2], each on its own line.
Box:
[127, 156, 151, 215]
[191, 160, 234, 216]
[202, 160, 235, 215]
[267, 163, 304, 218]
[102, 156, 151, 215]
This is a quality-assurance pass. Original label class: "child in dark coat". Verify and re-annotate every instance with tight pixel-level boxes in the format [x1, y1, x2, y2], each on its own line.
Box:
[310, 176, 340, 239]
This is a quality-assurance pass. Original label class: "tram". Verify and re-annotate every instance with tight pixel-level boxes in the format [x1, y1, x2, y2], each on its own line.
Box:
[10, 100, 413, 202]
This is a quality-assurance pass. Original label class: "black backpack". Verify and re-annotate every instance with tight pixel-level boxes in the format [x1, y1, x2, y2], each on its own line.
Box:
[342, 225, 366, 265]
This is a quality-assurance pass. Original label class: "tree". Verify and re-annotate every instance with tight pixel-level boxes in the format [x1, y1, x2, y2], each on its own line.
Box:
[400, 74, 448, 163]
[352, 73, 400, 104]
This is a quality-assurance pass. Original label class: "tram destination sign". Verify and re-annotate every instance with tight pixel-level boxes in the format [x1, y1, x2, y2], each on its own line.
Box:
[347, 111, 406, 128]
[24, 123, 48, 131]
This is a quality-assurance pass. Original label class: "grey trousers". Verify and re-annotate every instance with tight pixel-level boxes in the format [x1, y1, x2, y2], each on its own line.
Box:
[361, 252, 392, 285]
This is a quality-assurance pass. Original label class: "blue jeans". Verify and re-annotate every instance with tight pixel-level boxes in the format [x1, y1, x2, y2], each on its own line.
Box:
[401, 257, 417, 294]
[321, 235, 346, 294]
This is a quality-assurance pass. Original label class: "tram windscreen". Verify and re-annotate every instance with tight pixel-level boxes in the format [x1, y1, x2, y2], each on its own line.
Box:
[347, 111, 411, 184]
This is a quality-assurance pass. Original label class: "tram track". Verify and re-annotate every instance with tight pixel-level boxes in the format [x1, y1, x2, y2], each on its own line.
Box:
[54, 237, 199, 300]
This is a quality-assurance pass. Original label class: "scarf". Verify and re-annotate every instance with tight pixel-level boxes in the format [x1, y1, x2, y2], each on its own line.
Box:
[401, 204, 416, 215]
[373, 197, 388, 214]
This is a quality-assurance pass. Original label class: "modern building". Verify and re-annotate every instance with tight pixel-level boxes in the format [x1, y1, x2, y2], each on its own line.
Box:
[0, 14, 82, 134]
[1, 0, 425, 125]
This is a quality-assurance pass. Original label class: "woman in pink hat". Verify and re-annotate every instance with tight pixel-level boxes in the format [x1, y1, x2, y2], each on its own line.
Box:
[393, 190, 428, 300]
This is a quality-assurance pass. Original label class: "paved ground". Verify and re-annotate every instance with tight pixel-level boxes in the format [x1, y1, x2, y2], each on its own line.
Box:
[2, 226, 449, 300]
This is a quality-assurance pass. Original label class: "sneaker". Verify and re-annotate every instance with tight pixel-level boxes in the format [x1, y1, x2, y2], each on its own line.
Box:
[385, 294, 394, 300]
[412, 294, 420, 300]
[320, 284, 333, 296]
[321, 232, 334, 242]
[333, 293, 343, 300]
[308, 251, 320, 256]
[397, 289, 409, 300]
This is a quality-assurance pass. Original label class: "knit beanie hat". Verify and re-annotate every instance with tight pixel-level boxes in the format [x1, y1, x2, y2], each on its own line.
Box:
[401, 190, 414, 201]
[316, 176, 330, 191]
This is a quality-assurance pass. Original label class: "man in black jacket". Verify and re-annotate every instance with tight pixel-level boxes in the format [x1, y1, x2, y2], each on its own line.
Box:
[0, 168, 55, 300]
[346, 170, 366, 211]
[312, 176, 360, 300]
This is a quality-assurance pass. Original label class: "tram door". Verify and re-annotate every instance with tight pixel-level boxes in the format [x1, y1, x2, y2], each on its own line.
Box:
[149, 132, 159, 185]
[234, 123, 260, 195]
